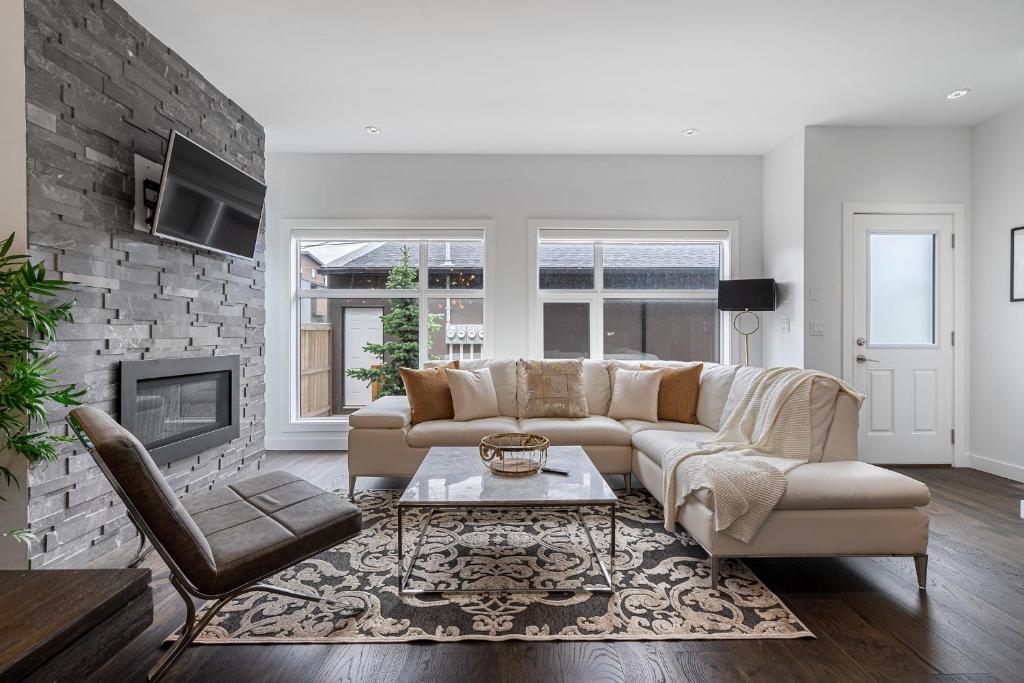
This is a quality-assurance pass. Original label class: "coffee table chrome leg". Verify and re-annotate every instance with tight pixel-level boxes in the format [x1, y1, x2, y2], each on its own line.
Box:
[399, 507, 435, 594]
[610, 503, 616, 577]
[397, 505, 404, 587]
[576, 507, 615, 593]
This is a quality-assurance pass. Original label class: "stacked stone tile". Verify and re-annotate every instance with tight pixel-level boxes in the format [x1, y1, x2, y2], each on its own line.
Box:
[23, 0, 266, 568]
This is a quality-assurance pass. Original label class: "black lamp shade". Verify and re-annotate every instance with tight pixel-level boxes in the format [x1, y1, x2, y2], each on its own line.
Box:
[717, 278, 777, 311]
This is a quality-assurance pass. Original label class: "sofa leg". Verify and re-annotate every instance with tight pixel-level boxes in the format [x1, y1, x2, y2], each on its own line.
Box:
[623, 474, 632, 495]
[913, 554, 928, 590]
[348, 475, 357, 500]
[709, 555, 721, 588]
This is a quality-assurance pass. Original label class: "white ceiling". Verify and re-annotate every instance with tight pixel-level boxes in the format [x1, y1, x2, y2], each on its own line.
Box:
[119, 0, 1024, 155]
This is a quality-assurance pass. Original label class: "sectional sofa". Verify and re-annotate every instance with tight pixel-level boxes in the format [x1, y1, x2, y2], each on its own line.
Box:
[348, 359, 931, 587]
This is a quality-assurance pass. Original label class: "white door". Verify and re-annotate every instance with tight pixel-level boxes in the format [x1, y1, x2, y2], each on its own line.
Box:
[343, 308, 383, 407]
[850, 213, 954, 464]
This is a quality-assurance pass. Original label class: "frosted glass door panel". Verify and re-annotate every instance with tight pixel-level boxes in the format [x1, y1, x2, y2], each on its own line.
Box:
[868, 233, 936, 346]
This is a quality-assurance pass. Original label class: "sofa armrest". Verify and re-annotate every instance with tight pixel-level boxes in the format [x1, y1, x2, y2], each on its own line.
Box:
[349, 396, 412, 429]
[821, 392, 859, 462]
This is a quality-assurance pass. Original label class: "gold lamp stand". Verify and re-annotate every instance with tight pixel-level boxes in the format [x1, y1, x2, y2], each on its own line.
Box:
[732, 309, 761, 366]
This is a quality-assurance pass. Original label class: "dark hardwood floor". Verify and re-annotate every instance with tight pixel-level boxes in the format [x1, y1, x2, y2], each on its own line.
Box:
[89, 454, 1024, 682]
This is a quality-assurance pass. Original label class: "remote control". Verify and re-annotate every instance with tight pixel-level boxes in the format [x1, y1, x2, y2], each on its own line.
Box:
[541, 466, 569, 475]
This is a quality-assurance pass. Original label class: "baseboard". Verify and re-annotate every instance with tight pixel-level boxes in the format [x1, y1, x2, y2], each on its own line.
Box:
[266, 434, 349, 451]
[969, 453, 1024, 484]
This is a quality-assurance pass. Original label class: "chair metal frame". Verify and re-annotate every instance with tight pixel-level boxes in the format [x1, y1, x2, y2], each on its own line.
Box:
[67, 414, 365, 682]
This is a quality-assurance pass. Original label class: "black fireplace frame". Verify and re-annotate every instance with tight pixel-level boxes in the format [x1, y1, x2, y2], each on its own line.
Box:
[120, 355, 240, 466]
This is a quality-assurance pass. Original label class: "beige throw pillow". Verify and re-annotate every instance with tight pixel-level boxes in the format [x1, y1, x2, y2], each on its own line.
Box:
[522, 359, 589, 418]
[607, 368, 662, 422]
[446, 367, 500, 421]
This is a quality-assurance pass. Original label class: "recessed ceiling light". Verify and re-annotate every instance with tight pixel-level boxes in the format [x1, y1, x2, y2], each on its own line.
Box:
[364, 125, 381, 134]
[682, 128, 700, 137]
[946, 88, 972, 100]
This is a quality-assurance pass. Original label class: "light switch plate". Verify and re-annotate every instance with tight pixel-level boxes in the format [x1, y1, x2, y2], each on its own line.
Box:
[781, 318, 791, 333]
[809, 321, 825, 337]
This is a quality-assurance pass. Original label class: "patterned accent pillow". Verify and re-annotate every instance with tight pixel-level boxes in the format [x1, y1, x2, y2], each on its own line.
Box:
[522, 359, 589, 418]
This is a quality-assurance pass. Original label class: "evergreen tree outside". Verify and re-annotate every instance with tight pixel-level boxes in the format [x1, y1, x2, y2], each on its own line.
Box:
[345, 245, 441, 397]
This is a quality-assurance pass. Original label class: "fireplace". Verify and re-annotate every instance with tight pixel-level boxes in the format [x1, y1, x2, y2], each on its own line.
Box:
[120, 356, 240, 466]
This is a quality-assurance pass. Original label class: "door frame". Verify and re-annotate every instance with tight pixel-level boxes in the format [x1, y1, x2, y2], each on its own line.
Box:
[841, 202, 969, 467]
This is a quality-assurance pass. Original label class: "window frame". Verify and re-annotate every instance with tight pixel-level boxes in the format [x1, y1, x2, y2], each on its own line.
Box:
[528, 220, 735, 362]
[288, 220, 494, 424]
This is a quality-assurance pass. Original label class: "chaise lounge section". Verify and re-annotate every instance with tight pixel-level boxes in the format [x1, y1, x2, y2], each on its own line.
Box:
[348, 359, 930, 587]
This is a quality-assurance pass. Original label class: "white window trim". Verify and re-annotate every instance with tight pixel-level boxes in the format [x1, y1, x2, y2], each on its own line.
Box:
[527, 219, 736, 362]
[286, 219, 495, 428]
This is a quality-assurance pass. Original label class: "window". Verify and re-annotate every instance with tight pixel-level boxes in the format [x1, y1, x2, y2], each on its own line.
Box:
[296, 233, 487, 418]
[535, 231, 727, 362]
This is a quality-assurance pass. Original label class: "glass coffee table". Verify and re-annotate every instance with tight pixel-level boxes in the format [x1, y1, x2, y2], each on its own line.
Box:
[397, 445, 618, 595]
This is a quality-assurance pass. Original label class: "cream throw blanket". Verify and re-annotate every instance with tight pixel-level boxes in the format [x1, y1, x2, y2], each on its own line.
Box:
[662, 367, 863, 542]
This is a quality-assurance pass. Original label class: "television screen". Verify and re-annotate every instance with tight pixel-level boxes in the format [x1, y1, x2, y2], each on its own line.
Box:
[152, 131, 266, 259]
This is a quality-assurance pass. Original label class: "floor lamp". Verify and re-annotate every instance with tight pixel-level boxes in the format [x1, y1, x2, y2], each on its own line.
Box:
[717, 278, 777, 366]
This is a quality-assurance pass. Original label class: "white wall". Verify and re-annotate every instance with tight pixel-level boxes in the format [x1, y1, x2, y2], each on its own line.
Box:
[762, 133, 805, 367]
[970, 104, 1024, 482]
[0, 0, 28, 569]
[264, 153, 763, 449]
[803, 126, 973, 376]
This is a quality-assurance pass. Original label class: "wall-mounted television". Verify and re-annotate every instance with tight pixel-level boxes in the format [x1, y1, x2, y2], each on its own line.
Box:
[152, 131, 266, 260]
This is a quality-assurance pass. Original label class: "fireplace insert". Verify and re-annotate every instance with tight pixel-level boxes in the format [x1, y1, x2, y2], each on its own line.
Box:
[120, 356, 240, 467]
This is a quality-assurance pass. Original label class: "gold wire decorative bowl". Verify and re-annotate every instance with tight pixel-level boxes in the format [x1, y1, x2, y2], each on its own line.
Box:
[479, 433, 550, 477]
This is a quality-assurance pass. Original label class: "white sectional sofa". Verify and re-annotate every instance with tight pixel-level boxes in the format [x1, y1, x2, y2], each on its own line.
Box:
[348, 359, 931, 587]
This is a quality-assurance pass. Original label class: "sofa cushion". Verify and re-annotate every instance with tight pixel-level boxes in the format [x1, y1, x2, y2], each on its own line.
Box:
[406, 416, 520, 448]
[620, 419, 714, 435]
[696, 363, 738, 430]
[435, 359, 519, 418]
[519, 416, 632, 446]
[719, 365, 762, 426]
[632, 429, 709, 466]
[776, 462, 930, 509]
[690, 461, 931, 511]
[582, 360, 612, 416]
[348, 395, 412, 429]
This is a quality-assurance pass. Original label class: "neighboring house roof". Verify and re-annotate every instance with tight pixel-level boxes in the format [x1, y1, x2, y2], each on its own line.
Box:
[302, 241, 373, 266]
[302, 241, 719, 271]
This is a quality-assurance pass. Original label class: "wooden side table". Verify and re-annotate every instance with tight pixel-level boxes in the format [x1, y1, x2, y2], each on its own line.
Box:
[0, 568, 153, 682]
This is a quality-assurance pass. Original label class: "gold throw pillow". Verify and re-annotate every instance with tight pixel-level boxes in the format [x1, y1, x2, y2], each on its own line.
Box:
[522, 359, 589, 418]
[399, 361, 459, 424]
[641, 363, 703, 424]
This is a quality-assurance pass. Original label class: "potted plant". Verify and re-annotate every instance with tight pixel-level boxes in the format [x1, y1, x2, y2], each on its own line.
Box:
[0, 233, 84, 544]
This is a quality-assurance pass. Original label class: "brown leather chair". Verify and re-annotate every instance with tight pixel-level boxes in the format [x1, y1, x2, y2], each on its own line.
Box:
[67, 406, 364, 681]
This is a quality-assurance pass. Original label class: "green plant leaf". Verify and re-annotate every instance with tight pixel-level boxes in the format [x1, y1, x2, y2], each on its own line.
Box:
[0, 232, 84, 490]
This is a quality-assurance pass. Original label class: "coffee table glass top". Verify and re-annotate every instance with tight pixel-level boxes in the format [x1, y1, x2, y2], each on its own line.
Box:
[398, 445, 617, 506]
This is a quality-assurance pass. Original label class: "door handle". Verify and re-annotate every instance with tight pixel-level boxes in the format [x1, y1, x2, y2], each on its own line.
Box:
[856, 354, 879, 364]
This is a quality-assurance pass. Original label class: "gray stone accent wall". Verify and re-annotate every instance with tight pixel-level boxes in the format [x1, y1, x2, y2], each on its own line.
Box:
[23, 0, 266, 568]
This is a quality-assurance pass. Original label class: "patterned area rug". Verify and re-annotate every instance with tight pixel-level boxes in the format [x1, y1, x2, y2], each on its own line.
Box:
[192, 490, 811, 643]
